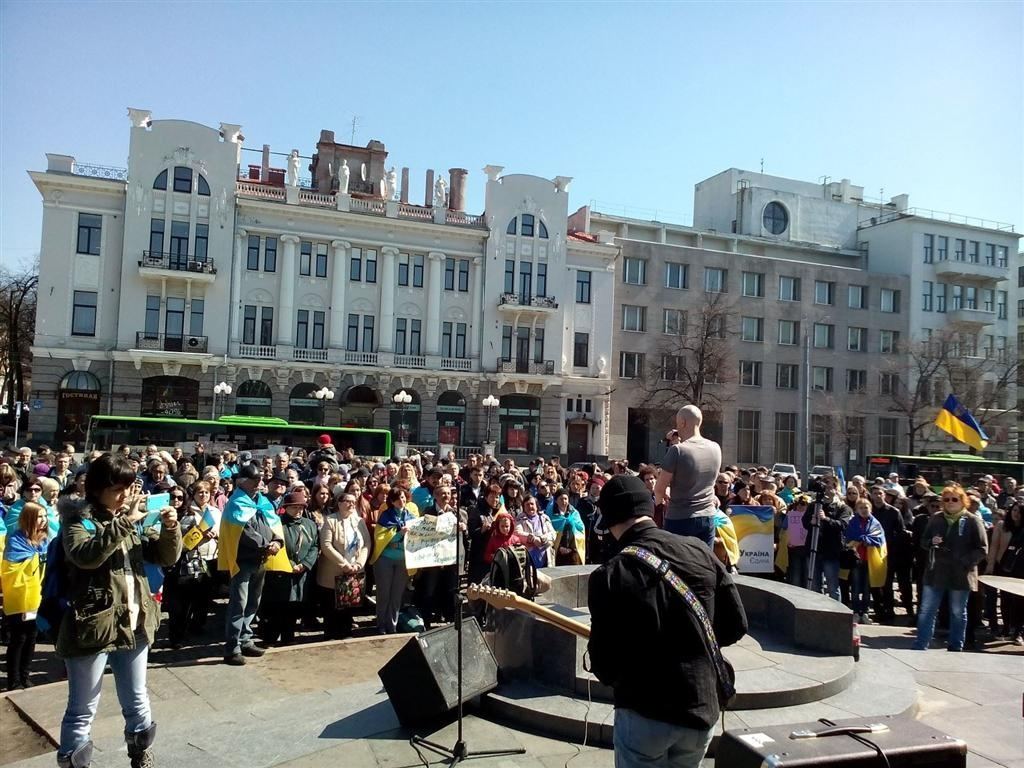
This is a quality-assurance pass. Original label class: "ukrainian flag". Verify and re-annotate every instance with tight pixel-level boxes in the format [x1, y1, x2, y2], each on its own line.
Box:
[934, 394, 989, 451]
[217, 490, 292, 577]
[2, 531, 45, 616]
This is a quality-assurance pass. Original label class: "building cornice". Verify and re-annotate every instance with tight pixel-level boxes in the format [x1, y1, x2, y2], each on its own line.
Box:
[29, 171, 127, 201]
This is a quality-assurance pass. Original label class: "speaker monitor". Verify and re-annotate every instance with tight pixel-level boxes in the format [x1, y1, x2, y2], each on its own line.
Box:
[378, 617, 498, 727]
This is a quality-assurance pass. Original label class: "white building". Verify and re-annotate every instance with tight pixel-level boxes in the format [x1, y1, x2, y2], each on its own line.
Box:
[28, 110, 618, 460]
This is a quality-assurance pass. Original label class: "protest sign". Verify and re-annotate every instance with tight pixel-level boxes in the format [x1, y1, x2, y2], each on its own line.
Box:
[728, 505, 776, 573]
[404, 514, 457, 569]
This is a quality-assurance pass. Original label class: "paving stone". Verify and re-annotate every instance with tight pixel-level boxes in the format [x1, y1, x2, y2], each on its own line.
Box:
[918, 705, 1024, 767]
[916, 670, 1024, 706]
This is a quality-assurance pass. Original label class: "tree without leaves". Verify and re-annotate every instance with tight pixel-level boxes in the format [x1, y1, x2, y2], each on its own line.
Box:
[0, 263, 38, 426]
[884, 331, 954, 456]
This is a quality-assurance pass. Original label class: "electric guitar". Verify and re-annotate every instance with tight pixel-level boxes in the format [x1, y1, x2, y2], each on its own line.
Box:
[467, 584, 591, 639]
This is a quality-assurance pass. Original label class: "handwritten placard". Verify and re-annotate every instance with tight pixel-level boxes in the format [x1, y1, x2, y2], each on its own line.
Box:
[404, 514, 457, 569]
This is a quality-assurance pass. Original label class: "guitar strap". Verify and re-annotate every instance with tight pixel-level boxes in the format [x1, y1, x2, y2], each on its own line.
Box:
[619, 545, 736, 706]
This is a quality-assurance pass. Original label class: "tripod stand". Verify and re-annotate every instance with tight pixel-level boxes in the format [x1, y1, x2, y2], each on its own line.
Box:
[805, 498, 821, 592]
[410, 508, 526, 766]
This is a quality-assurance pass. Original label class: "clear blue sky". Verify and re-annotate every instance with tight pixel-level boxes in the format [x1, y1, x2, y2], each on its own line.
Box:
[2, 0, 1021, 269]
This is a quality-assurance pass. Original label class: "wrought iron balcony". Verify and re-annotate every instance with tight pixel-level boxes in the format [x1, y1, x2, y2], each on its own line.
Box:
[498, 293, 558, 311]
[139, 251, 217, 275]
[135, 333, 209, 353]
[497, 357, 555, 375]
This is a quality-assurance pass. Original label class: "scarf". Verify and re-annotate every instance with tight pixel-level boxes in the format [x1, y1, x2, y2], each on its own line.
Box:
[483, 512, 523, 563]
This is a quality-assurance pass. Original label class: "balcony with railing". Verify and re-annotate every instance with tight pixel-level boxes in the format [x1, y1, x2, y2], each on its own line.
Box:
[139, 251, 217, 280]
[947, 305, 997, 327]
[933, 258, 1008, 284]
[238, 344, 278, 360]
[440, 357, 474, 372]
[497, 293, 559, 313]
[393, 354, 427, 369]
[293, 348, 328, 363]
[497, 357, 555, 376]
[344, 350, 379, 366]
[134, 333, 209, 353]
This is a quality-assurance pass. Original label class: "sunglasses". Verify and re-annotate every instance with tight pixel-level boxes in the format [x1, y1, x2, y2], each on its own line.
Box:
[941, 496, 959, 502]
[27, 487, 42, 493]
[171, 495, 185, 501]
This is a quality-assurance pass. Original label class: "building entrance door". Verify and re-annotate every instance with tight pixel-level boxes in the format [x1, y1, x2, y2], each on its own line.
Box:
[567, 423, 589, 464]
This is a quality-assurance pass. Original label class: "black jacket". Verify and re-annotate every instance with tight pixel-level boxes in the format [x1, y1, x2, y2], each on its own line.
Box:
[587, 521, 747, 729]
[872, 502, 909, 560]
[802, 498, 852, 559]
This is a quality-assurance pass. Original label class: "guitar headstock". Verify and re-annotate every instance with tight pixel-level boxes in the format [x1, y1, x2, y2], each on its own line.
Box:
[467, 583, 522, 610]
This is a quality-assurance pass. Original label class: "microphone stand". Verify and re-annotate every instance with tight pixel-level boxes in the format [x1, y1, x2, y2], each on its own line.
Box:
[410, 506, 526, 765]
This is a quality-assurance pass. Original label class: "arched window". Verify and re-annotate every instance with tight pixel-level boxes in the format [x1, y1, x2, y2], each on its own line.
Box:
[141, 375, 199, 418]
[498, 394, 540, 454]
[506, 214, 548, 238]
[153, 169, 167, 190]
[60, 371, 101, 391]
[288, 382, 322, 425]
[57, 371, 102, 447]
[340, 385, 380, 428]
[389, 389, 421, 444]
[197, 174, 210, 196]
[436, 390, 466, 446]
[173, 166, 193, 194]
[235, 380, 273, 417]
[538, 220, 549, 239]
[520, 214, 535, 237]
[506, 217, 517, 235]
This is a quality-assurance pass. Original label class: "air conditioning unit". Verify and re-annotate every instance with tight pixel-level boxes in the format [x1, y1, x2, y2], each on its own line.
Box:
[187, 336, 202, 349]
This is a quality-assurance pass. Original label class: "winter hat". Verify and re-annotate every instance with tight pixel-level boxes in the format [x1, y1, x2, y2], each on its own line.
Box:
[597, 474, 654, 527]
[318, 434, 332, 446]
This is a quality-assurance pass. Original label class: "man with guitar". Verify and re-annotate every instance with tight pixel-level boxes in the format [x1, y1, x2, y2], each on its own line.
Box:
[587, 475, 747, 768]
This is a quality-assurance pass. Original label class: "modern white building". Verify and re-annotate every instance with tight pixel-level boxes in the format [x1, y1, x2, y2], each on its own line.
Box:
[28, 110, 618, 460]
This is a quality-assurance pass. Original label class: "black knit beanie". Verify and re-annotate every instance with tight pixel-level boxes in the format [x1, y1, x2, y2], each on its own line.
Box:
[598, 475, 654, 527]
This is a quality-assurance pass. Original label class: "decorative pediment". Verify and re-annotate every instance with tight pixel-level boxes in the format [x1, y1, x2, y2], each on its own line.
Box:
[274, 369, 292, 392]
[161, 363, 182, 377]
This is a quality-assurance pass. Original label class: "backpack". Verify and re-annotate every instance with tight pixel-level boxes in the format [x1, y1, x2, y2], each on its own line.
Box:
[36, 518, 95, 635]
[489, 544, 538, 599]
[998, 529, 1024, 578]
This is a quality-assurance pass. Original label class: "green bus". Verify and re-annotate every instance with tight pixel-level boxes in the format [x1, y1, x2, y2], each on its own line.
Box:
[866, 453, 1024, 487]
[86, 415, 392, 458]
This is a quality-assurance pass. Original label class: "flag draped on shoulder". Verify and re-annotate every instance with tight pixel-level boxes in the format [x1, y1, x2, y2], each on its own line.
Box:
[934, 394, 989, 451]
[1, 531, 46, 616]
[217, 490, 292, 576]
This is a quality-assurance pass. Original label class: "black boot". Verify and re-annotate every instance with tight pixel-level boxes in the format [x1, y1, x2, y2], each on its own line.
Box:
[126, 722, 157, 768]
[57, 741, 94, 768]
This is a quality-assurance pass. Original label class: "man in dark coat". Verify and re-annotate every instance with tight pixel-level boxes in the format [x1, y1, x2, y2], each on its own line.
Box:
[588, 476, 747, 768]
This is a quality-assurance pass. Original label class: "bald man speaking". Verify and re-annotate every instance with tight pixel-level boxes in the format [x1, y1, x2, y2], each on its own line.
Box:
[653, 405, 722, 548]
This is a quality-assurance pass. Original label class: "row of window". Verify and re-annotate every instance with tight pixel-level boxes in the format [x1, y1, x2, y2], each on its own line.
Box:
[153, 166, 211, 196]
[736, 411, 901, 465]
[921, 281, 1008, 317]
[150, 219, 209, 260]
[737, 361, 900, 394]
[922, 235, 1009, 268]
[503, 260, 549, 299]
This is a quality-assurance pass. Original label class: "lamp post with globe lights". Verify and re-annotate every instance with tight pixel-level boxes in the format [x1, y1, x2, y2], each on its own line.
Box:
[482, 394, 499, 455]
[213, 382, 232, 419]
[392, 389, 413, 456]
[314, 386, 335, 425]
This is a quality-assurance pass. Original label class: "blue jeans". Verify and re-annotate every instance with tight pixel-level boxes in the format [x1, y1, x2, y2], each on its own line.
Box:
[614, 708, 713, 768]
[59, 642, 151, 757]
[811, 558, 841, 601]
[664, 516, 715, 549]
[225, 563, 266, 656]
[914, 585, 969, 650]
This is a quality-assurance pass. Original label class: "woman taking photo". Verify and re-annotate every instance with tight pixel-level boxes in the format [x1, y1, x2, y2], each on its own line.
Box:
[2, 501, 48, 689]
[370, 487, 417, 634]
[913, 483, 987, 651]
[318, 492, 369, 639]
[55, 453, 181, 768]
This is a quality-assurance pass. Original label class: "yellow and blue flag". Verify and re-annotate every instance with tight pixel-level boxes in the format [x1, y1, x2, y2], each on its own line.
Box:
[2, 531, 46, 616]
[934, 394, 989, 451]
[217, 490, 292, 576]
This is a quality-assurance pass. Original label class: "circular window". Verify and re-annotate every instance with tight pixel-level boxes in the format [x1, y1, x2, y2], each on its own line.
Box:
[762, 201, 789, 235]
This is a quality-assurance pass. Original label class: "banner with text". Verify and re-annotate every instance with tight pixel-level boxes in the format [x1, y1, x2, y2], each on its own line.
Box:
[729, 505, 776, 573]
[404, 514, 457, 569]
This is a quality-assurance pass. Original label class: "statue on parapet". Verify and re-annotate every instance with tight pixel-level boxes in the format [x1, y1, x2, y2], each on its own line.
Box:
[434, 176, 448, 207]
[286, 150, 300, 187]
[336, 158, 350, 194]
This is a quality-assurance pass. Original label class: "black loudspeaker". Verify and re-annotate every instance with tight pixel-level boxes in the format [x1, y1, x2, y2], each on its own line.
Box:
[717, 716, 967, 768]
[378, 617, 498, 728]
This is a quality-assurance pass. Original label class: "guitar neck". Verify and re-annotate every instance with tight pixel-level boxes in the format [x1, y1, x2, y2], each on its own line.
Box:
[503, 595, 592, 639]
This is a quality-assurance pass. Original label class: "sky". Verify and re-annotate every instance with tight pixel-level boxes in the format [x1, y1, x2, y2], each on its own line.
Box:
[1, 1, 1021, 270]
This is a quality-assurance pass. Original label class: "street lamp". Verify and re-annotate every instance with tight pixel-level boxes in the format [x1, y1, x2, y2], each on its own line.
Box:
[314, 386, 335, 425]
[482, 394, 500, 447]
[392, 389, 412, 443]
[13, 401, 31, 447]
[213, 382, 232, 419]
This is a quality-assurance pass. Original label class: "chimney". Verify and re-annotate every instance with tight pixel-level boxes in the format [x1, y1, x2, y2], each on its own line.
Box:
[400, 167, 409, 203]
[891, 193, 909, 212]
[448, 168, 468, 211]
[425, 169, 435, 207]
[261, 144, 270, 182]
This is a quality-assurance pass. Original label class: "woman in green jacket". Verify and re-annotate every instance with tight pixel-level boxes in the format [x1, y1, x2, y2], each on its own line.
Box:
[260, 491, 319, 645]
[56, 454, 181, 768]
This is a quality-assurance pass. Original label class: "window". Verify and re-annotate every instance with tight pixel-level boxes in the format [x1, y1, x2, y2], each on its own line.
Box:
[412, 254, 424, 287]
[951, 284, 963, 310]
[955, 239, 966, 261]
[846, 369, 867, 393]
[983, 288, 994, 312]
[264, 237, 277, 272]
[348, 246, 360, 281]
[665, 262, 688, 289]
[879, 330, 899, 354]
[153, 170, 167, 190]
[197, 175, 210, 196]
[195, 224, 208, 262]
[878, 418, 900, 454]
[848, 284, 867, 309]
[346, 314, 359, 351]
[762, 201, 788, 235]
[189, 299, 204, 336]
[737, 410, 761, 464]
[410, 319, 422, 356]
[741, 316, 764, 342]
[169, 221, 189, 264]
[996, 246, 1008, 268]
[503, 260, 516, 294]
[985, 244, 996, 266]
[812, 366, 833, 391]
[813, 323, 834, 349]
[662, 355, 686, 382]
[937, 236, 948, 261]
[259, 307, 274, 346]
[880, 288, 900, 313]
[300, 241, 312, 276]
[774, 413, 797, 464]
[444, 257, 456, 291]
[704, 267, 727, 293]
[520, 214, 535, 238]
[312, 311, 325, 349]
[315, 244, 329, 278]
[456, 323, 467, 359]
[848, 326, 866, 352]
[776, 363, 798, 389]
[145, 296, 160, 336]
[664, 308, 686, 335]
[362, 316, 375, 352]
[811, 415, 831, 466]
[742, 272, 764, 298]
[536, 263, 547, 297]
[399, 253, 410, 286]
[76, 213, 102, 255]
[519, 261, 532, 299]
[778, 319, 798, 345]
[880, 372, 899, 396]
[395, 318, 407, 355]
[814, 280, 835, 305]
[533, 328, 544, 363]
[458, 260, 469, 292]
[923, 234, 934, 263]
[624, 258, 646, 285]
[539, 220, 549, 239]
[969, 241, 979, 263]
[997, 291, 1007, 319]
[739, 360, 762, 387]
[296, 309, 310, 349]
[779, 276, 800, 301]
[622, 305, 646, 332]
[576, 270, 591, 303]
[506, 219, 517, 235]
[364, 249, 377, 282]
[619, 352, 644, 379]
[165, 297, 184, 339]
[573, 333, 589, 367]
[243, 306, 257, 345]
[149, 218, 164, 254]
[935, 283, 947, 312]
[71, 291, 97, 336]
[965, 285, 977, 310]
[172, 166, 192, 194]
[501, 325, 512, 361]
[922, 280, 933, 311]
